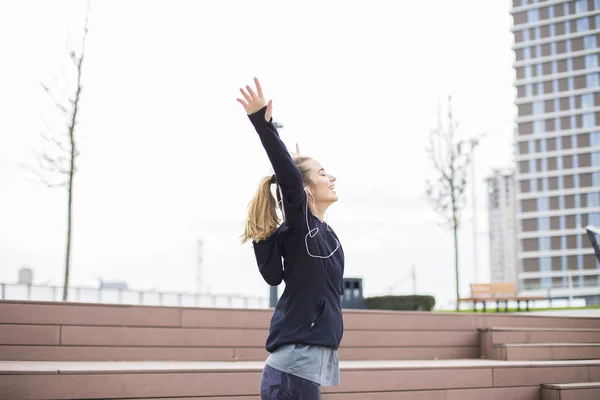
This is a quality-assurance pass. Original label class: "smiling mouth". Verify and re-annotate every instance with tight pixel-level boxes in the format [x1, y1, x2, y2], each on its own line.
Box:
[329, 185, 336, 191]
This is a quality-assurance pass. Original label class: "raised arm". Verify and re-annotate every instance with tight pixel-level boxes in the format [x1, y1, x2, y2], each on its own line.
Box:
[237, 78, 305, 206]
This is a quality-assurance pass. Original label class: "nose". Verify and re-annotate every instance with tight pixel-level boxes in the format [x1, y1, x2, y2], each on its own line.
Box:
[330, 174, 336, 182]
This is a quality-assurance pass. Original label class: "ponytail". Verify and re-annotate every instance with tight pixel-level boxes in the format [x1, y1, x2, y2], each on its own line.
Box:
[241, 176, 281, 244]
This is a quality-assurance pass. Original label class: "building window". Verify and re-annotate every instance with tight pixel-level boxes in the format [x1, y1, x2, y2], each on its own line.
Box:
[549, 23, 556, 37]
[558, 175, 564, 190]
[536, 63, 543, 76]
[564, 2, 570, 16]
[582, 93, 595, 108]
[576, 17, 590, 32]
[583, 113, 596, 127]
[540, 138, 547, 152]
[587, 73, 600, 87]
[523, 47, 531, 60]
[534, 120, 545, 133]
[541, 157, 548, 172]
[585, 35, 598, 50]
[553, 79, 559, 92]
[569, 96, 576, 110]
[534, 27, 541, 40]
[523, 28, 530, 42]
[566, 39, 572, 53]
[575, 173, 581, 188]
[576, 0, 589, 13]
[591, 132, 600, 146]
[537, 197, 550, 211]
[593, 171, 600, 186]
[565, 21, 571, 35]
[533, 101, 545, 114]
[524, 65, 532, 79]
[560, 215, 566, 229]
[561, 237, 567, 250]
[551, 60, 558, 74]
[542, 177, 549, 191]
[559, 194, 565, 208]
[571, 115, 577, 129]
[587, 192, 600, 207]
[575, 194, 581, 208]
[539, 216, 550, 230]
[530, 159, 536, 173]
[556, 137, 562, 150]
[539, 237, 551, 251]
[590, 213, 600, 226]
[528, 140, 536, 154]
[548, 5, 555, 18]
[596, 15, 600, 29]
[585, 54, 599, 69]
[531, 178, 538, 191]
[568, 77, 575, 91]
[537, 82, 544, 95]
[573, 154, 580, 169]
[540, 257, 552, 288]
[596, 0, 600, 10]
[592, 152, 600, 165]
[526, 84, 533, 97]
[528, 9, 540, 22]
[567, 58, 574, 72]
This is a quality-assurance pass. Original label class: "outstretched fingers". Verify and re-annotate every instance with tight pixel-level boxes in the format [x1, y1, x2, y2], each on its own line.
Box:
[246, 85, 258, 99]
[239, 88, 252, 103]
[254, 77, 264, 99]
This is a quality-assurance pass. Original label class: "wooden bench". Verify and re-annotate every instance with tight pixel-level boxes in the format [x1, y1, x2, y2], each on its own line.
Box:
[458, 282, 545, 312]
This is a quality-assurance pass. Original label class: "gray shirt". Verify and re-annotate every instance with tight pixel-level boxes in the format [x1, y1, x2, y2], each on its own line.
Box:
[265, 344, 340, 386]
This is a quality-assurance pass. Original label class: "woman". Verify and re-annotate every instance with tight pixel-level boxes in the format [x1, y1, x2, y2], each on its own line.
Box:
[237, 78, 345, 399]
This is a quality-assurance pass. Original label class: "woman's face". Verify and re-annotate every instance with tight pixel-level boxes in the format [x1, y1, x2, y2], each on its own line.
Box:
[303, 159, 338, 205]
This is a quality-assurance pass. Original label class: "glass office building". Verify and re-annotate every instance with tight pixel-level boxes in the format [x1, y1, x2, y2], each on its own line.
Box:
[511, 0, 600, 303]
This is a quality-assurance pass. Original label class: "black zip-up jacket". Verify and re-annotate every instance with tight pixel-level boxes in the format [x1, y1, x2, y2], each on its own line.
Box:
[248, 106, 345, 353]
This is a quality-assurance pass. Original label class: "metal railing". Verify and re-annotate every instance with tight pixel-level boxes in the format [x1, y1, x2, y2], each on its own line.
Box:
[0, 282, 270, 309]
[519, 269, 600, 305]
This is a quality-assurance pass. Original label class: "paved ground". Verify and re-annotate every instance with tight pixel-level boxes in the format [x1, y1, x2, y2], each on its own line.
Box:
[2, 359, 600, 373]
[525, 309, 600, 317]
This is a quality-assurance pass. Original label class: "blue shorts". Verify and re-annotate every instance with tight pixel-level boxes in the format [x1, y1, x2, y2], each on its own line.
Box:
[260, 364, 321, 399]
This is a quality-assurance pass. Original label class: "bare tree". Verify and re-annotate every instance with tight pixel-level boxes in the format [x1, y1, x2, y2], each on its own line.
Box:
[25, 3, 90, 301]
[425, 95, 472, 311]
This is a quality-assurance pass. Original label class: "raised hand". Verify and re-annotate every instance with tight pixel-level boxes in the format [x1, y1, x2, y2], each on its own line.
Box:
[236, 78, 273, 121]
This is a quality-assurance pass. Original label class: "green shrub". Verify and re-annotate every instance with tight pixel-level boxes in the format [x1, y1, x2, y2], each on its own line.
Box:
[365, 295, 436, 311]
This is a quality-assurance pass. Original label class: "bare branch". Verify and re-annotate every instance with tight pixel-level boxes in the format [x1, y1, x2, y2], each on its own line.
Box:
[40, 83, 69, 114]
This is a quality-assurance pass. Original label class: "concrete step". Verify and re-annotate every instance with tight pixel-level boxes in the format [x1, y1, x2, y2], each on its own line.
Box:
[480, 327, 600, 359]
[542, 382, 600, 400]
[497, 343, 600, 361]
[1, 359, 600, 400]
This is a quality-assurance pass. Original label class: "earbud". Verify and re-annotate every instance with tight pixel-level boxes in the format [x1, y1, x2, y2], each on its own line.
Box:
[281, 187, 340, 259]
[303, 189, 340, 259]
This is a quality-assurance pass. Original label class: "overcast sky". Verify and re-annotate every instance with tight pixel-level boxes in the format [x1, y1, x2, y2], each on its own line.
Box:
[0, 0, 516, 309]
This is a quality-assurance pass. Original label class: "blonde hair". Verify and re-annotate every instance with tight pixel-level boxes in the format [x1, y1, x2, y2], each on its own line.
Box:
[241, 156, 312, 243]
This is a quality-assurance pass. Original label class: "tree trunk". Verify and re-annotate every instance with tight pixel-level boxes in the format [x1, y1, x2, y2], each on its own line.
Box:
[453, 219, 460, 311]
[62, 50, 83, 301]
[63, 174, 73, 301]
[451, 190, 460, 311]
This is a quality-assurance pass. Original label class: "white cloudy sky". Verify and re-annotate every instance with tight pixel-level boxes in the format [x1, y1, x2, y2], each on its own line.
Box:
[0, 0, 516, 309]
